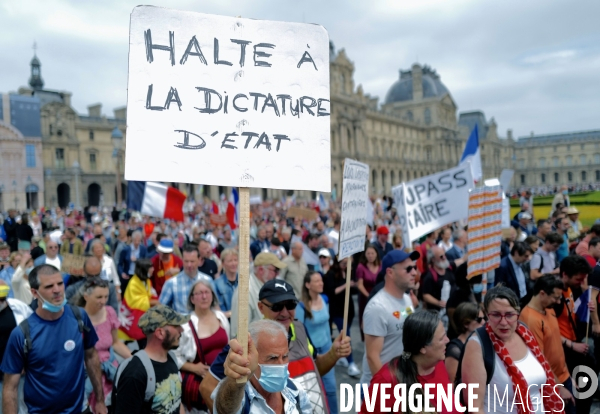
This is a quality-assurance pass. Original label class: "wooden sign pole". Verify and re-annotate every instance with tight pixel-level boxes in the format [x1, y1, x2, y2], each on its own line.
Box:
[341, 255, 353, 338]
[236, 187, 251, 383]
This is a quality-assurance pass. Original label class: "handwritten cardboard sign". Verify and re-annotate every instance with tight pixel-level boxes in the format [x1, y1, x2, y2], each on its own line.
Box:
[286, 206, 318, 222]
[338, 159, 369, 259]
[125, 6, 331, 191]
[393, 164, 474, 244]
[61, 254, 85, 276]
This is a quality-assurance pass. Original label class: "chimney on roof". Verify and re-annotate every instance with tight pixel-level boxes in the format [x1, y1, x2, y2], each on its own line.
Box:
[113, 107, 127, 121]
[507, 129, 513, 140]
[88, 103, 102, 117]
[412, 63, 423, 101]
[530, 131, 534, 137]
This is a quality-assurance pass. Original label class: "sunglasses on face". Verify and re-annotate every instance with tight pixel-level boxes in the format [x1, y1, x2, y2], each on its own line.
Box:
[261, 300, 298, 312]
[475, 316, 487, 323]
[402, 265, 417, 273]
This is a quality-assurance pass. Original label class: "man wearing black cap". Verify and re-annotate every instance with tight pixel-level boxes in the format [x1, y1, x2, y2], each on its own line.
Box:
[201, 279, 351, 414]
[360, 249, 420, 387]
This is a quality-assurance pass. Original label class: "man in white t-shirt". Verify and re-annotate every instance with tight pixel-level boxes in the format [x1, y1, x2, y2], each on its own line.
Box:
[360, 249, 420, 386]
[33, 240, 62, 269]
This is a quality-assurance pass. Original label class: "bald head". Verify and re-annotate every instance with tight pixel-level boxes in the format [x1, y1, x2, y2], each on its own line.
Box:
[84, 257, 102, 278]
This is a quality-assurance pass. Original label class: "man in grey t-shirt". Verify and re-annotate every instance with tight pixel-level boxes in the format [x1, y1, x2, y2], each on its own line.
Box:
[529, 232, 563, 280]
[360, 249, 420, 386]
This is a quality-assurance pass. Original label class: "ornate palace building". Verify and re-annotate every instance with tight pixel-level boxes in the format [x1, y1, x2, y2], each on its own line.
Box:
[12, 46, 599, 208]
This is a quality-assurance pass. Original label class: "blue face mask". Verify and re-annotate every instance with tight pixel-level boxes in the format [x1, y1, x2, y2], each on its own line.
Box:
[255, 363, 289, 392]
[38, 293, 67, 313]
[472, 284, 484, 294]
[562, 190, 568, 195]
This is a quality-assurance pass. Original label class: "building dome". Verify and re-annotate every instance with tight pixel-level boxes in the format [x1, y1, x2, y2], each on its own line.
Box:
[385, 64, 449, 104]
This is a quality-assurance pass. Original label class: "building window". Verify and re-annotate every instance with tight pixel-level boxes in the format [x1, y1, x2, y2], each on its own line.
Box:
[566, 156, 572, 166]
[540, 147, 544, 153]
[595, 154, 600, 164]
[90, 153, 97, 171]
[541, 173, 546, 183]
[567, 145, 571, 151]
[580, 155, 586, 165]
[25, 144, 36, 168]
[57, 129, 63, 137]
[520, 174, 525, 184]
[582, 171, 587, 182]
[424, 108, 431, 125]
[581, 144, 585, 150]
[55, 148, 65, 169]
[596, 170, 600, 181]
[89, 130, 94, 141]
[554, 172, 559, 183]
[426, 148, 432, 161]
[406, 111, 413, 122]
[518, 159, 525, 169]
[539, 158, 545, 168]
[553, 146, 557, 152]
[553, 157, 559, 167]
[567, 171, 573, 182]
[49, 124, 53, 135]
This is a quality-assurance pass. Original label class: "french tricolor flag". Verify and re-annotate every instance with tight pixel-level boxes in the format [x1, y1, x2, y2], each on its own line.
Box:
[459, 125, 483, 183]
[227, 188, 239, 230]
[127, 181, 186, 222]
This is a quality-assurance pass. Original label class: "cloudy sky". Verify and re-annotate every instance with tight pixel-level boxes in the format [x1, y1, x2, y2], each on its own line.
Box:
[1, 0, 598, 139]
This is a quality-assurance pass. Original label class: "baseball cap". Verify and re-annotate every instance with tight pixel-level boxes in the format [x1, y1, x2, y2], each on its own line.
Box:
[157, 239, 174, 254]
[138, 305, 190, 335]
[259, 279, 297, 303]
[254, 252, 287, 269]
[518, 212, 532, 220]
[376, 226, 390, 236]
[381, 250, 420, 273]
[318, 248, 331, 258]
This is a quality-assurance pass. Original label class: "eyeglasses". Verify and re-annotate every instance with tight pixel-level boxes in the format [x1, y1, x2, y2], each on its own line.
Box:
[438, 255, 446, 260]
[487, 312, 519, 323]
[48, 246, 58, 249]
[399, 265, 416, 273]
[261, 300, 298, 312]
[475, 316, 487, 323]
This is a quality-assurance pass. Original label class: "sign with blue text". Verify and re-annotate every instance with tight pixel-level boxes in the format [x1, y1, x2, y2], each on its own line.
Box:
[125, 6, 331, 191]
[338, 159, 369, 260]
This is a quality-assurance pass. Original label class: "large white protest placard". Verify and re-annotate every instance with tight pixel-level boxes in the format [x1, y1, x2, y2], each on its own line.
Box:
[338, 159, 369, 259]
[126, 6, 330, 191]
[393, 164, 474, 243]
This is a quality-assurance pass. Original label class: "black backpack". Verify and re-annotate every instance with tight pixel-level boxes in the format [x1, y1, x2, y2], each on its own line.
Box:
[19, 304, 90, 366]
[454, 326, 495, 401]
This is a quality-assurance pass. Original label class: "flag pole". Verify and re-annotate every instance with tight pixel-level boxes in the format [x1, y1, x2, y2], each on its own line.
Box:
[586, 285, 592, 343]
[236, 187, 250, 384]
[341, 256, 353, 339]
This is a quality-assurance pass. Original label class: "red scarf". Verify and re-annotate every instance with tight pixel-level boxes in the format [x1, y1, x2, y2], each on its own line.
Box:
[485, 323, 564, 414]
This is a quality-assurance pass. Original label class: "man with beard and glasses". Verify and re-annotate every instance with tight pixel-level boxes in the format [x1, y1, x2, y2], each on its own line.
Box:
[111, 305, 190, 414]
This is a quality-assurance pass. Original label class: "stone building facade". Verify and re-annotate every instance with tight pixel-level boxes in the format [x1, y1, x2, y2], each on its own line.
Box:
[18, 54, 127, 208]
[0, 92, 45, 211]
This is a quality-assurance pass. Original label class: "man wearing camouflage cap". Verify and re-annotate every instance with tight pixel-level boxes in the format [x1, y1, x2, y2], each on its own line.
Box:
[111, 305, 189, 414]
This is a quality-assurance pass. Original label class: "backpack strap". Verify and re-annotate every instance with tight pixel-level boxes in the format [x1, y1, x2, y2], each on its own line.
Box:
[113, 350, 157, 403]
[19, 319, 32, 366]
[69, 305, 91, 334]
[474, 326, 495, 385]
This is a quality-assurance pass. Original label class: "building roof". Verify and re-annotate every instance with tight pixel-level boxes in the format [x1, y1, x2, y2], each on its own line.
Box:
[458, 111, 489, 138]
[0, 94, 41, 137]
[385, 65, 449, 104]
[516, 129, 600, 146]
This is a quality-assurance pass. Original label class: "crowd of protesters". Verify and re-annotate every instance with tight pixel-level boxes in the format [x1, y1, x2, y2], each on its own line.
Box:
[0, 187, 599, 414]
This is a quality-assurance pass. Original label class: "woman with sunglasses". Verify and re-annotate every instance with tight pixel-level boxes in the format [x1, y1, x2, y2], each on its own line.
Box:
[360, 311, 451, 414]
[461, 285, 565, 414]
[445, 302, 485, 383]
[297, 271, 338, 414]
[323, 256, 361, 377]
[176, 279, 229, 413]
[78, 277, 131, 412]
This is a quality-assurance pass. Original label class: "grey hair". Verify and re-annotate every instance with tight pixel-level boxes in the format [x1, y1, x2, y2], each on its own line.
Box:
[291, 241, 303, 249]
[90, 238, 104, 252]
[249, 319, 287, 348]
[453, 229, 465, 241]
[281, 227, 292, 235]
[187, 279, 218, 311]
[132, 230, 142, 240]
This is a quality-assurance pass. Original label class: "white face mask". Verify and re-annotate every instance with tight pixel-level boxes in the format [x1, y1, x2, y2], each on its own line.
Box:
[0, 300, 8, 312]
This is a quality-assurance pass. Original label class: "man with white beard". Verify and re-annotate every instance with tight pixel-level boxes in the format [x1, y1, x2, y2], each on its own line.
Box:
[419, 245, 457, 311]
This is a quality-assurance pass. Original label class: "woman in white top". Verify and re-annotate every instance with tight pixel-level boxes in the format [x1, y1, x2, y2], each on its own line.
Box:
[437, 227, 453, 252]
[175, 279, 230, 414]
[91, 239, 121, 300]
[462, 285, 568, 414]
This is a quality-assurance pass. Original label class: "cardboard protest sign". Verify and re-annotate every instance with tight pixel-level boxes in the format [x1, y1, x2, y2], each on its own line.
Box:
[209, 214, 228, 226]
[126, 6, 331, 192]
[338, 159, 369, 259]
[61, 254, 85, 276]
[393, 164, 474, 243]
[467, 186, 503, 279]
[286, 206, 318, 221]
